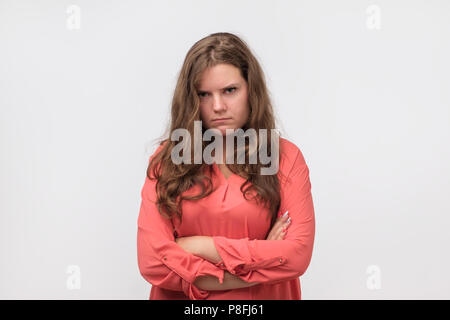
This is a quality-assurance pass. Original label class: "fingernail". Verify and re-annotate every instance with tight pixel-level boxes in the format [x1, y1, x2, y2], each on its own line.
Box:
[286, 217, 291, 224]
[282, 210, 289, 218]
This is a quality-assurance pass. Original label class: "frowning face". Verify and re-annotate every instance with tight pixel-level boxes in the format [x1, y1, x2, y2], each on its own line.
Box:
[197, 63, 250, 136]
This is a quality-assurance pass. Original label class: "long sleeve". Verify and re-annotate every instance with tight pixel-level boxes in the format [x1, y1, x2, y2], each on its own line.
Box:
[211, 146, 315, 285]
[137, 147, 225, 300]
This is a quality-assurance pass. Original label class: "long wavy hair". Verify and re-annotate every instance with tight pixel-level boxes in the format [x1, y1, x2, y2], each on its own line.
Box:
[147, 32, 286, 233]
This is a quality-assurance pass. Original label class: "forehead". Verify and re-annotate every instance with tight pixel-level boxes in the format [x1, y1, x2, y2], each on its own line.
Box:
[196, 64, 244, 90]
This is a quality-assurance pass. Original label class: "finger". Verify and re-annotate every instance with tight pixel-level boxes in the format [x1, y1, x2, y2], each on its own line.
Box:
[267, 227, 279, 241]
[279, 210, 289, 221]
[274, 225, 286, 240]
[276, 218, 290, 234]
[275, 212, 289, 228]
[278, 223, 290, 239]
[284, 217, 291, 226]
[268, 212, 289, 240]
[266, 229, 277, 240]
[280, 225, 289, 239]
[272, 221, 283, 232]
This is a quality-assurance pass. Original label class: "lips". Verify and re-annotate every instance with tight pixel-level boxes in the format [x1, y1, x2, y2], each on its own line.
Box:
[212, 118, 231, 121]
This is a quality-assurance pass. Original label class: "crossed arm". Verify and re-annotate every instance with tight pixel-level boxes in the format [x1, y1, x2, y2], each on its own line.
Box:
[175, 208, 292, 291]
[139, 144, 314, 297]
[175, 236, 260, 291]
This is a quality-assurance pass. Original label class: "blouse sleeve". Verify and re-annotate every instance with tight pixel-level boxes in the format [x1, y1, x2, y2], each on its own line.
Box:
[137, 146, 225, 300]
[211, 147, 315, 285]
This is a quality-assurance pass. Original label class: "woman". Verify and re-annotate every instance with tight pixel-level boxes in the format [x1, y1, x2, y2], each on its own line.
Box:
[137, 32, 315, 300]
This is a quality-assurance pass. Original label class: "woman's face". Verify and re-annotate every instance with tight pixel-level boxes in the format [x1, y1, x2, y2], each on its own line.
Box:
[197, 63, 250, 136]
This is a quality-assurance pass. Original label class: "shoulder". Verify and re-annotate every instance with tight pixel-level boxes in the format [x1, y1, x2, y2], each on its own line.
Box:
[148, 139, 169, 162]
[146, 139, 170, 179]
[278, 137, 308, 178]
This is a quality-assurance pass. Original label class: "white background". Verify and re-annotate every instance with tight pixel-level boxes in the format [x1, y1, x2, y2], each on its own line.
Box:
[1, 0, 449, 299]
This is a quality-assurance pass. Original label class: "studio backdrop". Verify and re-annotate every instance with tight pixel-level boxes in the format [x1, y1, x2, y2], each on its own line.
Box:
[0, 0, 449, 299]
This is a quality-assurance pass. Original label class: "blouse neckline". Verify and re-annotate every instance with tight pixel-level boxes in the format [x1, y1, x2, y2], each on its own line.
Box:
[212, 162, 243, 184]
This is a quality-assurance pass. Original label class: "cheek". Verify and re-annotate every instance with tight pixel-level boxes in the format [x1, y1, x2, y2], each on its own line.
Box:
[199, 105, 208, 120]
[236, 93, 249, 118]
[199, 106, 214, 128]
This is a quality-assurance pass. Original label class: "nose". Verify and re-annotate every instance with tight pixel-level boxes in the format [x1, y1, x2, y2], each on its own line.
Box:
[212, 94, 227, 112]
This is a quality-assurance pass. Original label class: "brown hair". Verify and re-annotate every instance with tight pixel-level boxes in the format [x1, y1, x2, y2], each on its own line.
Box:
[147, 32, 285, 233]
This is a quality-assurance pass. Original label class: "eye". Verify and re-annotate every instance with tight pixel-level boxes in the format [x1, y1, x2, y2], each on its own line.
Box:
[198, 92, 208, 98]
[225, 87, 237, 94]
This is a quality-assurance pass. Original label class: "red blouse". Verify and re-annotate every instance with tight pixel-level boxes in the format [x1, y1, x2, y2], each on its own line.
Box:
[137, 137, 315, 299]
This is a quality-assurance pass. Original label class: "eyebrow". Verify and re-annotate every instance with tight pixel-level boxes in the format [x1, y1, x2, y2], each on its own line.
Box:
[197, 83, 240, 92]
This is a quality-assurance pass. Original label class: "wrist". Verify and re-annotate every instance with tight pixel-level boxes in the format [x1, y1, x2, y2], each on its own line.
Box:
[191, 236, 206, 256]
[192, 236, 222, 264]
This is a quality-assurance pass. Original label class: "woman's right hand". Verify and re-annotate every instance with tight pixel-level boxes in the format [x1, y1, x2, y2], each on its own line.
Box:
[265, 211, 291, 240]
